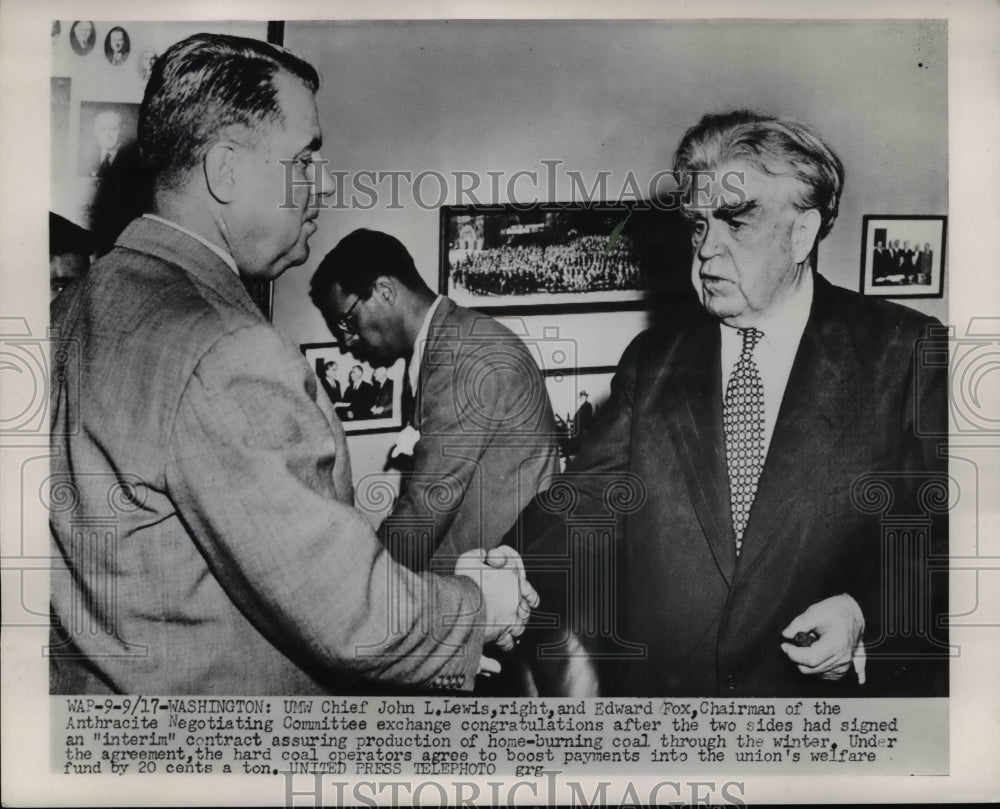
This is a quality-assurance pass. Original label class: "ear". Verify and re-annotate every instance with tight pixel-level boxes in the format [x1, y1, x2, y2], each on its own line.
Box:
[373, 276, 397, 306]
[204, 142, 238, 204]
[791, 208, 822, 265]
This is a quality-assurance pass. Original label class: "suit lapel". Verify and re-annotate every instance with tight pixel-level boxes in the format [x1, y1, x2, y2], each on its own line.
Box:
[411, 297, 455, 430]
[653, 316, 739, 584]
[734, 275, 862, 580]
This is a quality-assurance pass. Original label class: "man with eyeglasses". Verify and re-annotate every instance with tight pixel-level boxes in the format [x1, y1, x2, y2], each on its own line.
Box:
[310, 228, 561, 575]
[50, 34, 535, 696]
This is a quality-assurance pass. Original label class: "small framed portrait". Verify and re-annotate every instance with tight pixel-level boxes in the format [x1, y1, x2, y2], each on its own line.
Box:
[105, 26, 131, 66]
[77, 102, 140, 178]
[301, 343, 405, 435]
[860, 215, 946, 298]
[137, 47, 158, 83]
[543, 365, 617, 462]
[440, 203, 651, 315]
[69, 21, 96, 55]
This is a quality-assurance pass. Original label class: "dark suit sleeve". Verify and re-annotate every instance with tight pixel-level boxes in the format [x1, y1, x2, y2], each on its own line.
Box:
[505, 332, 647, 696]
[848, 316, 949, 696]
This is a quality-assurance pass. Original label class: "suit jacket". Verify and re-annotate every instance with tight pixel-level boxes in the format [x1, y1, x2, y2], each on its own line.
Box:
[49, 217, 486, 695]
[381, 298, 560, 572]
[371, 379, 394, 417]
[513, 274, 948, 697]
[320, 376, 342, 405]
[341, 380, 374, 420]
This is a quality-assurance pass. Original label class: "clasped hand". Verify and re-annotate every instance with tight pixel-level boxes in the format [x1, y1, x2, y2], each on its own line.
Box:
[455, 545, 539, 676]
[781, 593, 867, 683]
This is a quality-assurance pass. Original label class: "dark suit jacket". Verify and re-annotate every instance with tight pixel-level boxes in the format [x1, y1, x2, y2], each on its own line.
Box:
[341, 380, 374, 420]
[512, 274, 948, 697]
[381, 298, 560, 572]
[49, 217, 487, 695]
[320, 377, 342, 405]
[372, 379, 394, 417]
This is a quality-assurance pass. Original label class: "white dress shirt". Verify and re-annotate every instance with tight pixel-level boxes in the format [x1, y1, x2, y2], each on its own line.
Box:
[719, 270, 814, 460]
[143, 214, 239, 276]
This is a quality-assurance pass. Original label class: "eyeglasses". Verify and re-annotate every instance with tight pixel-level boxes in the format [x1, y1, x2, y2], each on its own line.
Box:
[335, 294, 369, 335]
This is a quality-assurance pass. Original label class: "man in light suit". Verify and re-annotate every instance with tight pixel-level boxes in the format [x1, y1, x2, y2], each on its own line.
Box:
[310, 229, 560, 575]
[49, 34, 534, 695]
[512, 110, 948, 698]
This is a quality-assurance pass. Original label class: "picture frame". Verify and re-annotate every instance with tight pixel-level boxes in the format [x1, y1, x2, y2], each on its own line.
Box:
[439, 202, 653, 315]
[543, 364, 617, 460]
[300, 343, 406, 436]
[859, 215, 946, 298]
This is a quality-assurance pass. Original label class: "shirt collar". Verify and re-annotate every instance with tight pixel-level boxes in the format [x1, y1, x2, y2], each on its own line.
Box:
[409, 295, 445, 392]
[142, 214, 239, 276]
[720, 268, 814, 351]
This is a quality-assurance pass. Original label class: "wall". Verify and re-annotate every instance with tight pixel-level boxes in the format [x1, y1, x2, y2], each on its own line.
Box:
[51, 21, 268, 233]
[275, 19, 948, 491]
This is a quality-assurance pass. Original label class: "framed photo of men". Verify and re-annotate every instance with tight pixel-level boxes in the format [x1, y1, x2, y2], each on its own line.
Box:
[860, 214, 947, 298]
[439, 202, 652, 314]
[300, 342, 405, 435]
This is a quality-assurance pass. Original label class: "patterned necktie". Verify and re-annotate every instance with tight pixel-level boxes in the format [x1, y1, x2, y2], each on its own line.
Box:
[723, 327, 765, 555]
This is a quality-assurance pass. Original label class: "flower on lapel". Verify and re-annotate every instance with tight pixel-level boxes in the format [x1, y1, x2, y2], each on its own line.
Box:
[391, 425, 421, 458]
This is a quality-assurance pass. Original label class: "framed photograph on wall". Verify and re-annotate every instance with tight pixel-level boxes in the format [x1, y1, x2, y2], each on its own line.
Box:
[439, 203, 651, 314]
[544, 365, 617, 461]
[300, 343, 406, 436]
[860, 215, 946, 298]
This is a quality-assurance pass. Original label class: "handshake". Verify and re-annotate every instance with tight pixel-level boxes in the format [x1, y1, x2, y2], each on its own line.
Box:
[455, 545, 538, 676]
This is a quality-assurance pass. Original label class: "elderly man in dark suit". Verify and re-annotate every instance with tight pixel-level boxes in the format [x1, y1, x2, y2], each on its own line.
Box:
[310, 229, 560, 575]
[512, 110, 947, 698]
[49, 34, 535, 695]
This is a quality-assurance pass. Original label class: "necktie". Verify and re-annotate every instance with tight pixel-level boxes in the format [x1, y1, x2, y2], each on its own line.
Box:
[723, 327, 765, 555]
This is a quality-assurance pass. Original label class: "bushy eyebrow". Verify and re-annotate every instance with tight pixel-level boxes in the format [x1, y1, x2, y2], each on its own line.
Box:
[681, 198, 760, 224]
[713, 200, 758, 221]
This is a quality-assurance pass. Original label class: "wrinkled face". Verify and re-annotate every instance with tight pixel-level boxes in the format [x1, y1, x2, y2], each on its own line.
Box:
[685, 160, 815, 328]
[226, 71, 331, 280]
[324, 282, 405, 366]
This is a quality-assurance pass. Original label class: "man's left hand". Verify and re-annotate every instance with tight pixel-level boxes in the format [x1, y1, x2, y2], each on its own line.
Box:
[780, 594, 866, 683]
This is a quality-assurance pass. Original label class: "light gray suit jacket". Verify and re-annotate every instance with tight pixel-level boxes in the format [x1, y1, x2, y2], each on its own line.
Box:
[49, 217, 486, 695]
[381, 298, 560, 572]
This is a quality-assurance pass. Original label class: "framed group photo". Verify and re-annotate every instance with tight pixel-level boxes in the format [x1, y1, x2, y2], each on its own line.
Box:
[300, 343, 405, 435]
[439, 202, 650, 314]
[860, 214, 947, 298]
